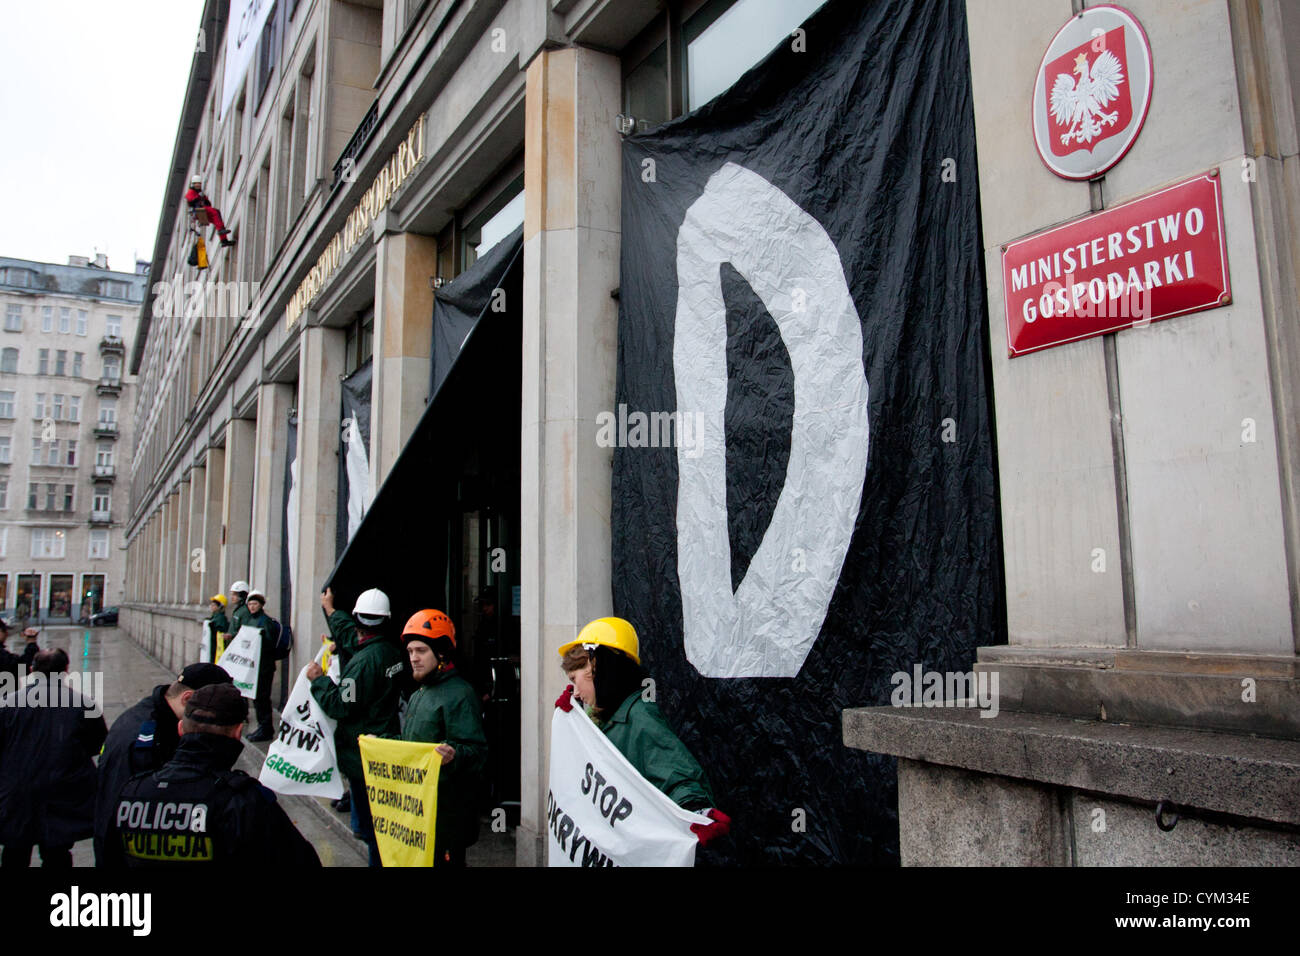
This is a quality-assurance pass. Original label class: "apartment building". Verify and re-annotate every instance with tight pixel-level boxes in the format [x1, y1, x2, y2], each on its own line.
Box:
[0, 255, 142, 623]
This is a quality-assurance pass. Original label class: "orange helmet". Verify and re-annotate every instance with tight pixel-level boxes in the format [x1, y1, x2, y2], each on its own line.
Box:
[402, 609, 456, 647]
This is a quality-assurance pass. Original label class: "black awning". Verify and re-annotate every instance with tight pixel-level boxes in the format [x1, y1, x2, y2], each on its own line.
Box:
[323, 226, 523, 629]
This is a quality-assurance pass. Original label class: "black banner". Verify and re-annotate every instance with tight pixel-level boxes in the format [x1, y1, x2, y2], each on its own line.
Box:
[613, 0, 1002, 864]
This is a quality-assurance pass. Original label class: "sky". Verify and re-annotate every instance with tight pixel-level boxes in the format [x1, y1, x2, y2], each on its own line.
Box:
[0, 0, 206, 274]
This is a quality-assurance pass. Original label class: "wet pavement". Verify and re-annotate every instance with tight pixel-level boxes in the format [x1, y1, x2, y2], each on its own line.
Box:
[31, 625, 514, 867]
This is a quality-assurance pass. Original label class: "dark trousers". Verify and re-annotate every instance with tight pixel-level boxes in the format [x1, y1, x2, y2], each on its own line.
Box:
[347, 775, 381, 867]
[254, 642, 276, 727]
[2, 843, 73, 867]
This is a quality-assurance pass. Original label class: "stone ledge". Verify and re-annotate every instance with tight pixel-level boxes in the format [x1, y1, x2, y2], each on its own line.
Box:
[843, 705, 1300, 827]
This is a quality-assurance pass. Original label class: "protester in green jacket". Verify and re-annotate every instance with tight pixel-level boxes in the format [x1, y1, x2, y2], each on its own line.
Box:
[557, 617, 729, 849]
[227, 580, 251, 637]
[203, 595, 230, 664]
[306, 587, 403, 867]
[397, 609, 487, 867]
[319, 586, 359, 664]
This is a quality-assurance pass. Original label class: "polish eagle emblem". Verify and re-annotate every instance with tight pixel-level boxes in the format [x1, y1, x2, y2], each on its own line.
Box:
[1049, 50, 1125, 148]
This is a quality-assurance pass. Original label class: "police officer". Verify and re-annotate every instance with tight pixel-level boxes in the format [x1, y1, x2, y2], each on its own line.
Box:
[100, 683, 321, 868]
[93, 662, 233, 863]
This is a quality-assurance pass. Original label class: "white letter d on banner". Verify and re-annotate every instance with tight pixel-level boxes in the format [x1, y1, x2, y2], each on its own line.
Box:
[673, 162, 869, 678]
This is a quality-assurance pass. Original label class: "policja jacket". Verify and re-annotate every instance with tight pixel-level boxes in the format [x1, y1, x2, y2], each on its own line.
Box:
[595, 692, 715, 811]
[309, 627, 403, 781]
[93, 684, 183, 863]
[100, 732, 321, 867]
[398, 667, 488, 853]
[0, 673, 107, 849]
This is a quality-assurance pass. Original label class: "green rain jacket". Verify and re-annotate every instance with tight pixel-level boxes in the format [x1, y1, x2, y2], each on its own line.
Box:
[229, 600, 251, 637]
[206, 611, 229, 635]
[309, 633, 404, 781]
[400, 668, 488, 851]
[595, 692, 715, 811]
[324, 609, 360, 665]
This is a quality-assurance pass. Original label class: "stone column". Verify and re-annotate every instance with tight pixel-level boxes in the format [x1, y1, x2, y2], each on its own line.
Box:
[370, 228, 437, 487]
[220, 419, 256, 594]
[293, 322, 345, 661]
[173, 482, 190, 604]
[186, 463, 206, 604]
[202, 447, 225, 600]
[517, 47, 622, 866]
[250, 383, 295, 610]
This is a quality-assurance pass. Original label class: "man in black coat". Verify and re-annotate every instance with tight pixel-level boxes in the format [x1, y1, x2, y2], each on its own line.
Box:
[0, 649, 108, 866]
[0, 620, 38, 677]
[93, 662, 233, 864]
[100, 683, 320, 868]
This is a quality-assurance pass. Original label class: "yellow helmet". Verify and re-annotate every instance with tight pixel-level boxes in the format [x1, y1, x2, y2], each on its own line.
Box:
[557, 617, 640, 666]
[210, 594, 227, 607]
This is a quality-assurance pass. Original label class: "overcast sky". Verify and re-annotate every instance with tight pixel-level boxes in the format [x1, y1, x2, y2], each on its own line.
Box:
[0, 0, 206, 274]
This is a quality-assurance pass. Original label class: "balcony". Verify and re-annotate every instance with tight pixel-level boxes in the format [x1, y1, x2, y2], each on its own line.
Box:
[94, 420, 118, 439]
[91, 465, 116, 481]
[331, 101, 379, 193]
[99, 335, 124, 355]
[89, 509, 111, 526]
[97, 377, 122, 396]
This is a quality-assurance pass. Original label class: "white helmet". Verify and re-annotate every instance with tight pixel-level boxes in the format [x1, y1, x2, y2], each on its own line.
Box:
[190, 175, 203, 188]
[353, 588, 391, 625]
[247, 588, 267, 603]
[230, 580, 250, 594]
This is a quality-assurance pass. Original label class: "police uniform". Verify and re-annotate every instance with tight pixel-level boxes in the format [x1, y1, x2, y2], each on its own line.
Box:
[100, 685, 320, 868]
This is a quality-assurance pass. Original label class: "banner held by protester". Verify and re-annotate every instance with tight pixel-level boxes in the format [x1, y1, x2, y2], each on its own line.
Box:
[547, 704, 710, 867]
[259, 649, 343, 799]
[358, 736, 442, 867]
[215, 625, 263, 700]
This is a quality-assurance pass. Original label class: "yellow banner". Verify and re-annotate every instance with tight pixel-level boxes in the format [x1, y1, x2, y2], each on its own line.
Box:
[358, 736, 442, 867]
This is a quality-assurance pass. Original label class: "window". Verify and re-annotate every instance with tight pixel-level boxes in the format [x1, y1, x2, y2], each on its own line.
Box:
[68, 396, 79, 422]
[38, 349, 48, 375]
[42, 306, 52, 332]
[65, 440, 76, 467]
[59, 307, 70, 333]
[0, 528, 6, 557]
[4, 304, 21, 332]
[0, 477, 7, 510]
[92, 490, 110, 514]
[106, 315, 122, 337]
[0, 437, 10, 463]
[33, 393, 45, 418]
[55, 350, 66, 375]
[44, 483, 56, 510]
[253, 2, 282, 109]
[46, 441, 59, 466]
[464, 182, 525, 266]
[30, 437, 41, 462]
[62, 484, 74, 511]
[685, 0, 829, 110]
[52, 394, 64, 419]
[72, 352, 83, 377]
[31, 528, 66, 559]
[96, 444, 113, 468]
[88, 530, 109, 559]
[76, 310, 87, 335]
[26, 482, 36, 509]
[103, 356, 121, 381]
[0, 349, 16, 374]
[0, 391, 15, 418]
[98, 398, 117, 424]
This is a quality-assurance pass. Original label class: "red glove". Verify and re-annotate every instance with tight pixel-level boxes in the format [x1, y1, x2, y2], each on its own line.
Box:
[555, 685, 575, 712]
[691, 808, 731, 846]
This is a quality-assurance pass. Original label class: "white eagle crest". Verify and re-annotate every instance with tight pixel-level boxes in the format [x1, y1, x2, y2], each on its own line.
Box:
[1050, 49, 1125, 147]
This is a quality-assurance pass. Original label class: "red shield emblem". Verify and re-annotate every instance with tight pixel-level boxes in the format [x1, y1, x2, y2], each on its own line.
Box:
[1044, 26, 1133, 157]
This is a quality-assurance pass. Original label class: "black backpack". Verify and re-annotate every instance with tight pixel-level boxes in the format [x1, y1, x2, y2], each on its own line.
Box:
[265, 619, 294, 660]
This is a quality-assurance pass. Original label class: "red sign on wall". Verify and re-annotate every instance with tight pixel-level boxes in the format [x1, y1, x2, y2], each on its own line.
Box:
[1002, 172, 1231, 357]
